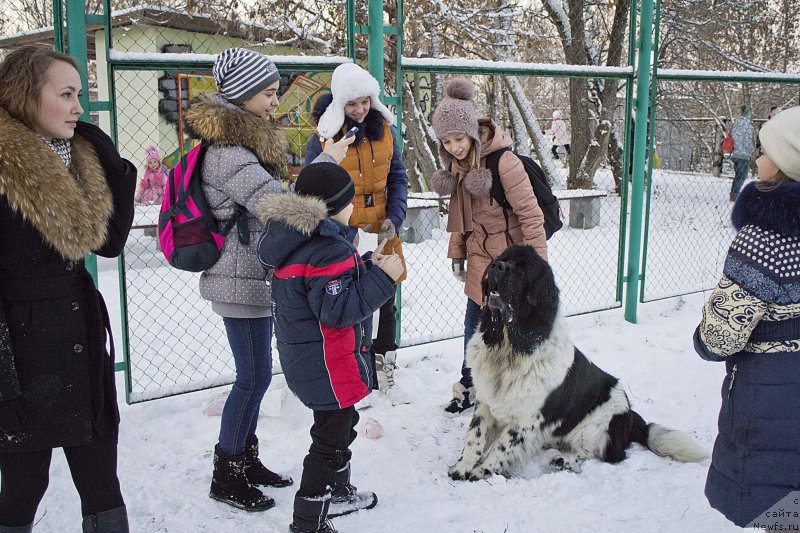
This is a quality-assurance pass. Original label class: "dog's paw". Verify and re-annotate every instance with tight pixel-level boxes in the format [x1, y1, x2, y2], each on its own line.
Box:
[448, 461, 471, 481]
[465, 466, 492, 481]
[548, 454, 583, 473]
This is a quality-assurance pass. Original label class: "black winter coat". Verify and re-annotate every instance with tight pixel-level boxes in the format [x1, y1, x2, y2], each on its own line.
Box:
[257, 193, 395, 410]
[0, 111, 136, 452]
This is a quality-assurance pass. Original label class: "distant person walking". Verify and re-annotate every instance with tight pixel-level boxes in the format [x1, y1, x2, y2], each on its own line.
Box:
[729, 105, 755, 201]
[546, 110, 570, 166]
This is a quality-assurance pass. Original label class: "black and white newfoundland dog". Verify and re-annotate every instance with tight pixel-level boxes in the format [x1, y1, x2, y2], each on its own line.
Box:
[449, 245, 708, 481]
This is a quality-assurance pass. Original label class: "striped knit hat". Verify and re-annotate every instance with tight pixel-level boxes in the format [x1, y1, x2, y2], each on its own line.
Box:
[213, 48, 280, 106]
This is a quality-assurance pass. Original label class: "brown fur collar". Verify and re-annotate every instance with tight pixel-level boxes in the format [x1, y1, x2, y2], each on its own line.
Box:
[0, 108, 112, 260]
[184, 94, 288, 171]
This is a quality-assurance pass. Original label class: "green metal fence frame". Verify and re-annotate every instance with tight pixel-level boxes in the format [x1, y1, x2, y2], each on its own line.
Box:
[637, 3, 800, 310]
[55, 0, 800, 401]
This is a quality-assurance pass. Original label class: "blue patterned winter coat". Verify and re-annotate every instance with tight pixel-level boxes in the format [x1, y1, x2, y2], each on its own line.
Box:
[256, 192, 395, 410]
[694, 181, 800, 527]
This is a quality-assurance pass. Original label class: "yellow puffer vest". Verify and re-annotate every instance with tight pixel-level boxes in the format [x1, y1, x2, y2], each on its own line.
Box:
[334, 122, 406, 283]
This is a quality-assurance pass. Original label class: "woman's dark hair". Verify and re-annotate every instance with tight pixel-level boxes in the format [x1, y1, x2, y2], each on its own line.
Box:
[0, 46, 79, 128]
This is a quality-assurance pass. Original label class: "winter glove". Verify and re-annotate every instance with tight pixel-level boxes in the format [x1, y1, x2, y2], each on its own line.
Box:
[0, 399, 24, 435]
[378, 219, 397, 241]
[74, 121, 134, 177]
[452, 259, 466, 283]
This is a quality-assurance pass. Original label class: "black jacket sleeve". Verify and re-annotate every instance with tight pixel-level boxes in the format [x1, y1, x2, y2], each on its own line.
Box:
[74, 121, 138, 257]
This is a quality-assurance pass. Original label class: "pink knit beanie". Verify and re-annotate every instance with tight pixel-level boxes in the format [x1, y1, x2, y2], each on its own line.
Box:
[432, 78, 481, 167]
[144, 146, 161, 163]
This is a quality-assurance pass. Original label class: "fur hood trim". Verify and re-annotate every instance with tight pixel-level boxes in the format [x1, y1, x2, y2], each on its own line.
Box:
[257, 192, 328, 236]
[732, 181, 800, 237]
[312, 93, 387, 143]
[463, 168, 492, 197]
[0, 108, 112, 260]
[431, 169, 458, 195]
[184, 93, 288, 171]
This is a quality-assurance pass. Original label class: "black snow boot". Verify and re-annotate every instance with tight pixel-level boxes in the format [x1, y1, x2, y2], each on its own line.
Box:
[244, 435, 293, 488]
[327, 462, 377, 518]
[81, 505, 129, 533]
[210, 444, 275, 512]
[289, 492, 337, 533]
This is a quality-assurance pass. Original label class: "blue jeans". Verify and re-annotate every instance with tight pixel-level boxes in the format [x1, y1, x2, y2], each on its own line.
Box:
[731, 158, 750, 198]
[218, 316, 273, 456]
[460, 299, 482, 388]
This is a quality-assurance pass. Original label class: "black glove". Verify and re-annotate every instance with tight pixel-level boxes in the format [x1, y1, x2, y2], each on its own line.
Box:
[0, 398, 24, 435]
[74, 121, 134, 177]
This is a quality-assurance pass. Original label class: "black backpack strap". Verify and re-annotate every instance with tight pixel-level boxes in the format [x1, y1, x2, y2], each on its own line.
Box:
[484, 148, 512, 209]
[484, 147, 515, 243]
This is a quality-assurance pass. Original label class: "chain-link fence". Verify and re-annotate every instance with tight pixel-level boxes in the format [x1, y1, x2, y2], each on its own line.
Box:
[115, 62, 337, 402]
[642, 80, 800, 303]
[66, 3, 798, 403]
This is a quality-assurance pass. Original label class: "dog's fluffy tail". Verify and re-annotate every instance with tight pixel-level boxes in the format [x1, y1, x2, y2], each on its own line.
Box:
[630, 412, 709, 463]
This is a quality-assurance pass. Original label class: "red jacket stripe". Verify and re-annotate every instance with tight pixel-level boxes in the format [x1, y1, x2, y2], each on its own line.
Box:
[320, 323, 369, 408]
[274, 257, 362, 280]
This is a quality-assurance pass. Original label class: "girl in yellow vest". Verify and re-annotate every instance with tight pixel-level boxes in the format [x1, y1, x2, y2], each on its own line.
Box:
[305, 64, 409, 405]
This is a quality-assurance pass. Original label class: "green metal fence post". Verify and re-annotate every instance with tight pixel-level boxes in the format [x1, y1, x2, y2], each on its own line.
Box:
[368, 0, 384, 95]
[64, 0, 99, 287]
[53, 0, 65, 52]
[346, 0, 357, 60]
[624, 0, 655, 323]
[639, 0, 662, 306]
[616, 0, 639, 304]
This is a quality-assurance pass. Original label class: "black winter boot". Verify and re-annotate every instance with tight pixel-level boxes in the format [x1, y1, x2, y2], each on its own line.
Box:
[0, 523, 33, 533]
[81, 505, 129, 533]
[210, 444, 275, 511]
[289, 492, 337, 533]
[244, 435, 293, 488]
[327, 462, 377, 518]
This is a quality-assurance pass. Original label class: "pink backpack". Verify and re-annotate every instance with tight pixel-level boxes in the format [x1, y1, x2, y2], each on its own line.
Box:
[158, 143, 243, 272]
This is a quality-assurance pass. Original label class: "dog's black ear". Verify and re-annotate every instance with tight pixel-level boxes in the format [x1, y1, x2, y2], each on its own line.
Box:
[526, 292, 538, 307]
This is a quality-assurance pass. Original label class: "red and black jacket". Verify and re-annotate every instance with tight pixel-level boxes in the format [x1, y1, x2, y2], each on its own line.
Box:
[257, 192, 395, 410]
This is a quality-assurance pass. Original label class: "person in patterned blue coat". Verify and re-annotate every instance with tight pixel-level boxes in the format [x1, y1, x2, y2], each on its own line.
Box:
[695, 106, 800, 527]
[257, 162, 403, 533]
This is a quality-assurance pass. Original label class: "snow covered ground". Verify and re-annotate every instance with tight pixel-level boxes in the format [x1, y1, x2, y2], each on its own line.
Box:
[34, 289, 742, 532]
[27, 167, 750, 531]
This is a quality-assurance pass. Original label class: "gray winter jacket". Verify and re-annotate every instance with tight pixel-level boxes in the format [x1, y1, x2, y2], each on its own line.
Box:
[184, 94, 336, 317]
[731, 115, 755, 160]
[183, 94, 289, 316]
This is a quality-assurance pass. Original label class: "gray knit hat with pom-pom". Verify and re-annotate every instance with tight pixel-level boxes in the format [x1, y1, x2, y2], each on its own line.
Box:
[432, 78, 481, 166]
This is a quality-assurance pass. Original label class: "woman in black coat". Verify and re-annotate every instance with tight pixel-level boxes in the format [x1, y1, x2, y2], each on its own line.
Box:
[0, 47, 136, 532]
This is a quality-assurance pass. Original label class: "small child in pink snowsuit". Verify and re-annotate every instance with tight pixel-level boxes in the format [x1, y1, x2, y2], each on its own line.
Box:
[135, 146, 168, 205]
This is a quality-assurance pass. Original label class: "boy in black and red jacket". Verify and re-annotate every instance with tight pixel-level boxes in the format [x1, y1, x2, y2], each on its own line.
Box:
[257, 162, 403, 533]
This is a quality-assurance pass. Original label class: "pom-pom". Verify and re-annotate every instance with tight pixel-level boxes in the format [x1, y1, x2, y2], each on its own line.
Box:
[445, 78, 475, 101]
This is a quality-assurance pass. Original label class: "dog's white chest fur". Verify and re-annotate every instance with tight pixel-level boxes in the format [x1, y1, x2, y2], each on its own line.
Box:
[467, 315, 574, 424]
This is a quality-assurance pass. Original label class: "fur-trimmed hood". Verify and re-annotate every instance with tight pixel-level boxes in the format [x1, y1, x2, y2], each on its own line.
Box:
[0, 108, 112, 260]
[311, 92, 388, 144]
[257, 192, 348, 269]
[732, 181, 800, 237]
[184, 93, 288, 172]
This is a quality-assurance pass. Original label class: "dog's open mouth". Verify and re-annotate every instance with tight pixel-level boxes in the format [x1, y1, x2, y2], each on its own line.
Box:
[487, 290, 503, 310]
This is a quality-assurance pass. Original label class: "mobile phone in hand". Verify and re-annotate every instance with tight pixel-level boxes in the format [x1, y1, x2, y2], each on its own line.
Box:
[344, 126, 359, 139]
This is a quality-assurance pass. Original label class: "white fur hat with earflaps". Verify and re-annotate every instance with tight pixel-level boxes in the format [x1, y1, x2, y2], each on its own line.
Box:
[316, 63, 395, 140]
